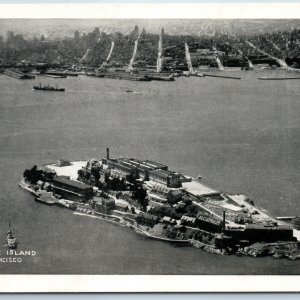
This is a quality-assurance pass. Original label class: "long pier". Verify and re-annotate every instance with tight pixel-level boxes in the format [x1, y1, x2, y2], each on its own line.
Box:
[246, 40, 290, 69]
[156, 28, 164, 73]
[184, 43, 194, 73]
[203, 73, 241, 80]
[4, 68, 35, 79]
[126, 34, 140, 72]
[96, 71, 151, 81]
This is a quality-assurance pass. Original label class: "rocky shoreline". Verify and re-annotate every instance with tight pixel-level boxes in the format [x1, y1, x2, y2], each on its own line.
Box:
[19, 176, 300, 260]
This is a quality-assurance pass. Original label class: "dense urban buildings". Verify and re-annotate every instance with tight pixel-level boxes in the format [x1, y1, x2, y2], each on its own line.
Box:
[1, 22, 300, 70]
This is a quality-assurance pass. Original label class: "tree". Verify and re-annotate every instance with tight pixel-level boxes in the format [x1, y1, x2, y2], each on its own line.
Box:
[77, 169, 84, 180]
[23, 165, 44, 184]
[132, 186, 148, 211]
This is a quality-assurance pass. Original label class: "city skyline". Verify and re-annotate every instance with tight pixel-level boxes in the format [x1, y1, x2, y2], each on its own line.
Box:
[1, 19, 300, 40]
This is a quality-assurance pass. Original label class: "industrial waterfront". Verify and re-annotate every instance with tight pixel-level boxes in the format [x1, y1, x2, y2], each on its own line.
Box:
[0, 69, 299, 274]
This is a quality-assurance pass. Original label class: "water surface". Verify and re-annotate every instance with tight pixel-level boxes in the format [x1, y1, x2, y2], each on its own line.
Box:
[0, 70, 299, 274]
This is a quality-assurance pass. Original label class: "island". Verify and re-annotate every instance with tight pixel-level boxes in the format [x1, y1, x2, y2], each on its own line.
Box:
[19, 148, 300, 260]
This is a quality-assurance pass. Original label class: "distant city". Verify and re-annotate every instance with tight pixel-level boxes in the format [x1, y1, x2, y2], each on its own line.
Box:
[0, 19, 300, 72]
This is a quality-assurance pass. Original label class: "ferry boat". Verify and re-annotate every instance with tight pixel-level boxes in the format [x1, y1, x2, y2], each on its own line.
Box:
[6, 221, 17, 249]
[33, 83, 65, 92]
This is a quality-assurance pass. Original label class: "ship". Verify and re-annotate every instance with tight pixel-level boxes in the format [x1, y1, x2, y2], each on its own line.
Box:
[35, 195, 56, 205]
[33, 83, 65, 92]
[6, 221, 17, 249]
[258, 76, 300, 80]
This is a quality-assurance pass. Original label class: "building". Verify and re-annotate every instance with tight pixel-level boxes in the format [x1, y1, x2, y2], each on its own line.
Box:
[56, 159, 71, 167]
[148, 192, 168, 204]
[167, 190, 183, 203]
[141, 160, 168, 171]
[136, 212, 158, 227]
[122, 158, 152, 180]
[43, 182, 51, 192]
[196, 212, 224, 233]
[225, 224, 296, 243]
[108, 160, 138, 180]
[36, 180, 44, 189]
[52, 176, 93, 202]
[115, 201, 129, 212]
[102, 151, 180, 187]
[148, 169, 181, 188]
[145, 182, 170, 204]
[180, 215, 196, 227]
[93, 197, 115, 214]
[162, 216, 177, 225]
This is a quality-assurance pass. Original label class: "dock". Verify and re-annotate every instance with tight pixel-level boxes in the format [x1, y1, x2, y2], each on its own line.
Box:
[96, 72, 151, 81]
[203, 73, 241, 80]
[258, 77, 300, 80]
[4, 68, 35, 79]
[42, 71, 78, 77]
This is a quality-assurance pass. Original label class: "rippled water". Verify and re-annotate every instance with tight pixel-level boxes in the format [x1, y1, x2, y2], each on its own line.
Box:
[0, 70, 299, 274]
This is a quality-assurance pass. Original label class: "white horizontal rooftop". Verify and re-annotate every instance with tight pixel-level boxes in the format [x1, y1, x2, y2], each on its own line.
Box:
[182, 180, 219, 197]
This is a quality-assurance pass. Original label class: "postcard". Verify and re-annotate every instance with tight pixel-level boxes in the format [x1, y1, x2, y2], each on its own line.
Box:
[0, 2, 299, 293]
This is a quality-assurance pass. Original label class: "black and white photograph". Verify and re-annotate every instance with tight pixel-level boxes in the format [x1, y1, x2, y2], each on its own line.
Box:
[0, 2, 299, 293]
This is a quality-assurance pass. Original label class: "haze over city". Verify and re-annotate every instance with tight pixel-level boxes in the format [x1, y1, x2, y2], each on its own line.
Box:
[1, 19, 300, 39]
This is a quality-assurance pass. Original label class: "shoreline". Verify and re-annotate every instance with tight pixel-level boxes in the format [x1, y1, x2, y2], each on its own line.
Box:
[18, 176, 300, 260]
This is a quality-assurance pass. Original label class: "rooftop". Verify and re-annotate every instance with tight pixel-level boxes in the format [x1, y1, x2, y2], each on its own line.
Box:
[52, 176, 92, 190]
[124, 158, 154, 171]
[182, 180, 219, 197]
[138, 212, 158, 221]
[142, 160, 168, 170]
[149, 169, 180, 178]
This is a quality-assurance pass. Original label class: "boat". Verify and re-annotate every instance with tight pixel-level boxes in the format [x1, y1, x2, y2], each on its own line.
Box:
[33, 83, 65, 92]
[5, 221, 17, 249]
[258, 77, 300, 80]
[126, 89, 133, 93]
[35, 195, 56, 205]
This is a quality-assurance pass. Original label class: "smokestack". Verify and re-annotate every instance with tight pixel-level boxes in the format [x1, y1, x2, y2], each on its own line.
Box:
[106, 147, 110, 160]
[223, 211, 226, 232]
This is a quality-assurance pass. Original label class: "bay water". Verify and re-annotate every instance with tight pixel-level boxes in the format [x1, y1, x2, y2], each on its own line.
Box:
[0, 70, 299, 274]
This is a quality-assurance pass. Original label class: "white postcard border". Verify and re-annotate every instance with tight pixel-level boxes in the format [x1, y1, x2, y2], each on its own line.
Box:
[0, 2, 299, 293]
[0, 275, 300, 292]
[0, 3, 300, 19]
